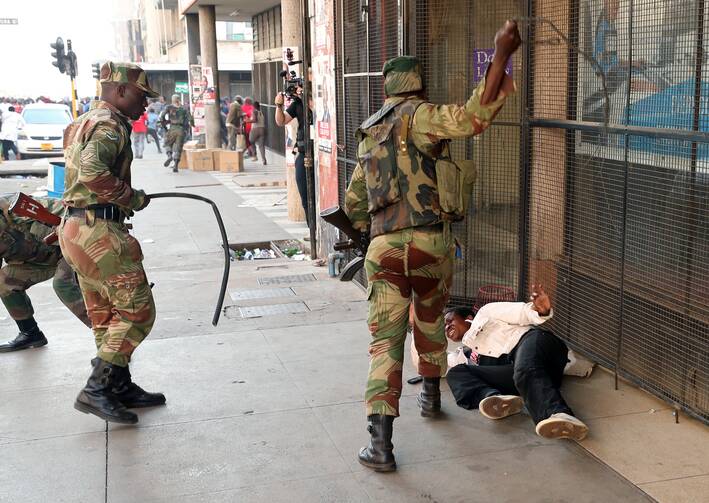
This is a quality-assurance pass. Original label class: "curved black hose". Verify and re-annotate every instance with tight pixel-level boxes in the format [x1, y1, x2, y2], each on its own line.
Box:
[147, 192, 230, 326]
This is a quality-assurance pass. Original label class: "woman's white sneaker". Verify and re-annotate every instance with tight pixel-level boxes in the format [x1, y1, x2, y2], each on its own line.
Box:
[535, 413, 589, 441]
[479, 395, 524, 420]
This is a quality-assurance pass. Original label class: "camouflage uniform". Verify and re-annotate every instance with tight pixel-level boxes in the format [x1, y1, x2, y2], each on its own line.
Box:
[226, 100, 243, 150]
[346, 56, 513, 417]
[59, 62, 157, 368]
[0, 195, 89, 326]
[160, 103, 193, 168]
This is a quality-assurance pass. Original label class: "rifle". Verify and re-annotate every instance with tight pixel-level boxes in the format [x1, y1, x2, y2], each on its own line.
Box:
[9, 192, 61, 244]
[320, 206, 369, 282]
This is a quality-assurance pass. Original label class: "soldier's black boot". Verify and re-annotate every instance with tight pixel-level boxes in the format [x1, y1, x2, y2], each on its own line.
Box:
[172, 159, 179, 173]
[358, 415, 396, 472]
[113, 364, 166, 408]
[417, 377, 441, 417]
[164, 155, 173, 167]
[0, 327, 48, 352]
[74, 359, 138, 424]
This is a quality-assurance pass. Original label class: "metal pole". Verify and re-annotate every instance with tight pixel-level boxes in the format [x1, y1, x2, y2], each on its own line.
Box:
[70, 78, 78, 119]
[301, 0, 317, 257]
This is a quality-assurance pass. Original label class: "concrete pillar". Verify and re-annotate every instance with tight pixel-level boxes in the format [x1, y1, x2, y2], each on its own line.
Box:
[198, 5, 221, 149]
[185, 13, 201, 65]
[281, 0, 305, 222]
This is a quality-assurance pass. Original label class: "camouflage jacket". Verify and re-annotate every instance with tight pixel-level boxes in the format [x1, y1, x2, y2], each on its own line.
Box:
[62, 100, 146, 213]
[225, 102, 242, 127]
[160, 105, 193, 131]
[345, 75, 513, 238]
[0, 194, 63, 265]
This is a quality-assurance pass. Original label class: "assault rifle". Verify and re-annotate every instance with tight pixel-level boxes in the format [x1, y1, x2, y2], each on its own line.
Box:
[9, 192, 61, 244]
[320, 206, 369, 282]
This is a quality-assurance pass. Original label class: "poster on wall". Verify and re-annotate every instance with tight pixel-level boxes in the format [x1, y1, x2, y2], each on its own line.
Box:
[201, 66, 216, 105]
[313, 0, 338, 210]
[576, 0, 708, 167]
[189, 64, 205, 136]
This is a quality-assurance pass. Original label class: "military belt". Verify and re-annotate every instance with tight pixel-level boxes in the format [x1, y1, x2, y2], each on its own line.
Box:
[66, 204, 124, 222]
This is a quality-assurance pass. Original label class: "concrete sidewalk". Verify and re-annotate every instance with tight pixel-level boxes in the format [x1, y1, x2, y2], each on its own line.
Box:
[0, 153, 704, 502]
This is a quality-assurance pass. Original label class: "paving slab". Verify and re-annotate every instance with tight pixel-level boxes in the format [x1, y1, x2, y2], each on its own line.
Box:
[638, 474, 709, 503]
[581, 408, 709, 484]
[151, 474, 369, 503]
[354, 443, 652, 503]
[0, 432, 106, 503]
[106, 409, 350, 503]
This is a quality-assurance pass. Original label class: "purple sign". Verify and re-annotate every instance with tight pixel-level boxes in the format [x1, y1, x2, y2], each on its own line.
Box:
[473, 49, 513, 82]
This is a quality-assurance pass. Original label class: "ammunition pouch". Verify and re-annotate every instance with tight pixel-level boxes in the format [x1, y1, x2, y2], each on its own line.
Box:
[435, 158, 477, 222]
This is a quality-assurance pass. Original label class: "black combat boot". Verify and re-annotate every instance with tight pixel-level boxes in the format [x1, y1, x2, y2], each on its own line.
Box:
[172, 162, 179, 173]
[164, 156, 173, 167]
[0, 328, 48, 352]
[74, 359, 138, 424]
[358, 415, 396, 472]
[113, 364, 166, 408]
[417, 377, 441, 417]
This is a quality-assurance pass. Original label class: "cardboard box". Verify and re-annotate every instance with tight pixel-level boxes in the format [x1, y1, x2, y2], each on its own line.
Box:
[214, 149, 244, 173]
[178, 151, 190, 169]
[183, 140, 205, 150]
[189, 149, 215, 171]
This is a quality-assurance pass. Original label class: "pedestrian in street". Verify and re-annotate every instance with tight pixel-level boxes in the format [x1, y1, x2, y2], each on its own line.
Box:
[445, 285, 590, 441]
[0, 106, 25, 160]
[246, 101, 267, 165]
[0, 194, 90, 352]
[226, 95, 243, 150]
[160, 94, 193, 172]
[146, 110, 162, 153]
[132, 111, 148, 159]
[344, 20, 521, 472]
[59, 61, 165, 425]
[242, 97, 254, 157]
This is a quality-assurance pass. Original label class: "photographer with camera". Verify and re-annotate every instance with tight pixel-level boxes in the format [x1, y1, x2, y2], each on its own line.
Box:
[274, 84, 313, 230]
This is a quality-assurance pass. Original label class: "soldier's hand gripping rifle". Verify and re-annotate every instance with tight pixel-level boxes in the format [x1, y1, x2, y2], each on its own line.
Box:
[320, 206, 369, 282]
[9, 192, 61, 244]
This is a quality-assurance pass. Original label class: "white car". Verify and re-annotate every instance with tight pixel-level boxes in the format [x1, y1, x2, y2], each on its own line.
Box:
[17, 103, 72, 158]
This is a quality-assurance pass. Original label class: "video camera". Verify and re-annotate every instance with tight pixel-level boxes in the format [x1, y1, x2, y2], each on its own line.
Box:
[280, 47, 305, 99]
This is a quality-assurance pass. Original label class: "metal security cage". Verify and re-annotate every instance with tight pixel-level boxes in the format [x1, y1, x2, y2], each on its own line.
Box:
[526, 0, 708, 422]
[333, 0, 708, 422]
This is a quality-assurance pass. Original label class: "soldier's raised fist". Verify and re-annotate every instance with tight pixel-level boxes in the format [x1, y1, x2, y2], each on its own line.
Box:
[494, 20, 522, 59]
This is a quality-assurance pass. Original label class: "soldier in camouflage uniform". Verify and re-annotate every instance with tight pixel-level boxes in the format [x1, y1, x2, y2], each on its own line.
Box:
[160, 94, 193, 172]
[0, 194, 90, 352]
[345, 21, 522, 471]
[59, 61, 164, 425]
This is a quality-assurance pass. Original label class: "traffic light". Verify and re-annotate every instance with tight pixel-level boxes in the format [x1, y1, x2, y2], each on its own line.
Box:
[50, 37, 66, 74]
[66, 39, 77, 79]
[91, 62, 101, 80]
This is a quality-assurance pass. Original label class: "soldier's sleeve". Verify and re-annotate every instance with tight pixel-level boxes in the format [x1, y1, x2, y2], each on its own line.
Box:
[226, 104, 236, 125]
[79, 124, 145, 210]
[344, 162, 370, 232]
[412, 74, 515, 141]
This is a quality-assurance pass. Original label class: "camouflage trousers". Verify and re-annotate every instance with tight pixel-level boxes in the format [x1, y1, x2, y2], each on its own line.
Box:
[364, 226, 453, 417]
[164, 128, 185, 163]
[59, 216, 155, 367]
[0, 257, 90, 326]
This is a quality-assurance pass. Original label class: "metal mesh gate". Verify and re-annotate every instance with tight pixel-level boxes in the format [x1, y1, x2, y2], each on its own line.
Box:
[527, 0, 708, 422]
[410, 0, 526, 305]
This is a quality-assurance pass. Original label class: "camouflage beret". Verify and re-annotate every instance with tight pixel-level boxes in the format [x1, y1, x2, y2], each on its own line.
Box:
[100, 61, 159, 98]
[382, 56, 424, 96]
